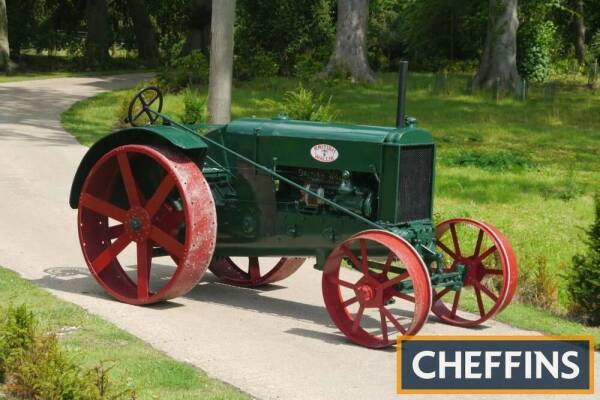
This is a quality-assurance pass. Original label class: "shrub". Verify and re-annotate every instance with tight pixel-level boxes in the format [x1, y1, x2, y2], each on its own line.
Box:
[567, 194, 600, 326]
[234, 47, 279, 81]
[517, 255, 558, 311]
[518, 19, 557, 82]
[294, 52, 326, 82]
[444, 150, 536, 171]
[0, 304, 134, 399]
[181, 88, 206, 124]
[157, 50, 209, 93]
[281, 85, 337, 122]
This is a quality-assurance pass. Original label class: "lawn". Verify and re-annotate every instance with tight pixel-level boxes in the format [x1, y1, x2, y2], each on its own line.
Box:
[61, 72, 600, 335]
[0, 267, 248, 400]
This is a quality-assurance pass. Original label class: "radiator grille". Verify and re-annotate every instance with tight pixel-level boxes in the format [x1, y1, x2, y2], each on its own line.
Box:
[397, 145, 434, 222]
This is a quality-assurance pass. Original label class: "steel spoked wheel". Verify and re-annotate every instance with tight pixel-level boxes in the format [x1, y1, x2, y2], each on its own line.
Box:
[78, 144, 217, 305]
[431, 218, 517, 326]
[209, 257, 306, 287]
[322, 230, 432, 348]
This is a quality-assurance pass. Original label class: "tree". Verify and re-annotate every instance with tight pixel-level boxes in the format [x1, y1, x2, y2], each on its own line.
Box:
[208, 0, 236, 124]
[574, 0, 586, 64]
[322, 0, 375, 82]
[473, 0, 521, 89]
[127, 0, 158, 62]
[85, 0, 110, 64]
[0, 0, 9, 72]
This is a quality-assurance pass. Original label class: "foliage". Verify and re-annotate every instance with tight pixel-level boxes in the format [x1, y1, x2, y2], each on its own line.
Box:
[398, 0, 487, 71]
[181, 88, 206, 124]
[588, 30, 600, 63]
[157, 50, 209, 92]
[517, 255, 559, 310]
[0, 304, 132, 399]
[294, 52, 326, 82]
[518, 19, 558, 82]
[443, 150, 536, 171]
[234, 47, 279, 81]
[281, 85, 337, 122]
[567, 194, 600, 326]
[235, 0, 334, 78]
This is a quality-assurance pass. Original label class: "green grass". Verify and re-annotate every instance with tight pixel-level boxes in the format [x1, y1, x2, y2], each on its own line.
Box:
[456, 291, 600, 349]
[61, 72, 600, 329]
[0, 267, 248, 400]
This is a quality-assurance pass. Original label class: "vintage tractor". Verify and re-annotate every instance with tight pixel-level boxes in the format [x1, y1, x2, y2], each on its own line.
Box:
[69, 63, 517, 348]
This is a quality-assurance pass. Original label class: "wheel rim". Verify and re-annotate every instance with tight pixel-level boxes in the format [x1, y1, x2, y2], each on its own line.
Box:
[209, 257, 305, 287]
[78, 144, 217, 305]
[431, 218, 518, 326]
[322, 230, 432, 348]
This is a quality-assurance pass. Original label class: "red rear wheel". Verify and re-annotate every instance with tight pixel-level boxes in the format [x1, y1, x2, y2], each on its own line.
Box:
[209, 257, 305, 287]
[322, 230, 432, 348]
[78, 144, 217, 305]
[431, 218, 518, 326]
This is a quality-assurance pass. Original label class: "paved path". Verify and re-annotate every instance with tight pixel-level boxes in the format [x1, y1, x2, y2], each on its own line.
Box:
[0, 76, 597, 400]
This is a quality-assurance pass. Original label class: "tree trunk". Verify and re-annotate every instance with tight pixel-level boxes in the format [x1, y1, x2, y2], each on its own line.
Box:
[574, 0, 586, 65]
[85, 0, 110, 64]
[182, 0, 212, 56]
[473, 0, 521, 90]
[0, 0, 9, 72]
[322, 0, 375, 82]
[208, 0, 236, 124]
[127, 0, 158, 62]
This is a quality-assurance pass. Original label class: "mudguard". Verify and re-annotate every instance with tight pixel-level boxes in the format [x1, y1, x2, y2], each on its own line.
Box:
[69, 125, 208, 208]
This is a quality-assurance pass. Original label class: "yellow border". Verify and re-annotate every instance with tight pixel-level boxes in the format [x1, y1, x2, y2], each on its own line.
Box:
[396, 335, 595, 395]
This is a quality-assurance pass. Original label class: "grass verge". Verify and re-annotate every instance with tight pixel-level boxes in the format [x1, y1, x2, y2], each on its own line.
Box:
[0, 267, 248, 400]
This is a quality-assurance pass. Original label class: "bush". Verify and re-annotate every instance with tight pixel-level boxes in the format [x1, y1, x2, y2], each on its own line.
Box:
[181, 88, 206, 124]
[281, 85, 337, 122]
[235, 0, 334, 77]
[517, 255, 558, 311]
[567, 194, 600, 326]
[0, 304, 133, 399]
[518, 19, 557, 82]
[157, 50, 209, 92]
[234, 47, 279, 81]
[294, 52, 326, 82]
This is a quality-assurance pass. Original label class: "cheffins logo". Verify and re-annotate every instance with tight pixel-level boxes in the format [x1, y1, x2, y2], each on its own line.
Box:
[397, 336, 594, 394]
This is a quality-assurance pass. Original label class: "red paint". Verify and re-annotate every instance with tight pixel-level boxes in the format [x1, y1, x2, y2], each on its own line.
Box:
[322, 230, 432, 348]
[209, 257, 305, 287]
[431, 218, 518, 327]
[78, 144, 217, 305]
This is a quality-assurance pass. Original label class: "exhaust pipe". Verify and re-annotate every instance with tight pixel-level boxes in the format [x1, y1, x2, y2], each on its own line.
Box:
[396, 61, 408, 128]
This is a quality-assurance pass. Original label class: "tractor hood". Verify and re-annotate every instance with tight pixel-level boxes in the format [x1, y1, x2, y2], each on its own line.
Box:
[224, 117, 433, 146]
[206, 117, 435, 174]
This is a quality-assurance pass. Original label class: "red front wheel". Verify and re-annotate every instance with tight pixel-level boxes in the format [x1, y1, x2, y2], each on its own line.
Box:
[322, 230, 432, 348]
[78, 144, 217, 305]
[431, 218, 518, 326]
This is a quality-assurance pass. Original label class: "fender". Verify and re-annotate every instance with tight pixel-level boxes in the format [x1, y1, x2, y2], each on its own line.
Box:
[69, 125, 209, 209]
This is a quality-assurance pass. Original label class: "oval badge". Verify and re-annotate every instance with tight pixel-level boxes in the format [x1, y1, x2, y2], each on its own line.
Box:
[310, 144, 339, 163]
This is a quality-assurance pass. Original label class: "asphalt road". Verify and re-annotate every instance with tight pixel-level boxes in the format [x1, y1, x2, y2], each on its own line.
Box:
[0, 75, 597, 400]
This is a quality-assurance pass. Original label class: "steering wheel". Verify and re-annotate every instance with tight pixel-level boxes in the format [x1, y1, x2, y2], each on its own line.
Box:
[126, 86, 164, 127]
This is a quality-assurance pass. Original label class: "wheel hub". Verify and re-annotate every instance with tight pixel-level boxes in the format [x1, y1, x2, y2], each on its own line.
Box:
[357, 284, 375, 302]
[125, 206, 151, 242]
